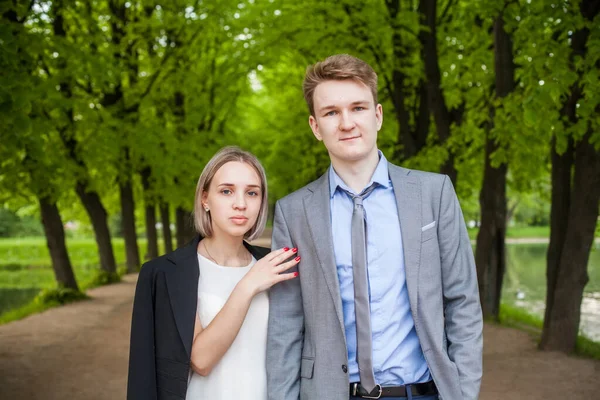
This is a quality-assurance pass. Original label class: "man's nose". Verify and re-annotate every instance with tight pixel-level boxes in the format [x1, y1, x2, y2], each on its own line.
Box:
[339, 111, 355, 131]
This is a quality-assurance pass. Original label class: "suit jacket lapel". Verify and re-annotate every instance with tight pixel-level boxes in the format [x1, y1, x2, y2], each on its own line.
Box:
[389, 165, 422, 320]
[166, 237, 201, 359]
[303, 173, 346, 341]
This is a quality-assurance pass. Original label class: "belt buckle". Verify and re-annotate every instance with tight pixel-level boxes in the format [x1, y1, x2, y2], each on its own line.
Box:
[363, 384, 382, 399]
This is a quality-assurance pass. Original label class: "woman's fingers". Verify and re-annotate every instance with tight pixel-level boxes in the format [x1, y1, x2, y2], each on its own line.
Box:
[275, 271, 298, 283]
[274, 257, 300, 273]
[267, 247, 292, 262]
[270, 247, 297, 265]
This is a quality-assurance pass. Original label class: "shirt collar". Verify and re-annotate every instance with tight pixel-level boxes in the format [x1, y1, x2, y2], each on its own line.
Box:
[328, 150, 390, 198]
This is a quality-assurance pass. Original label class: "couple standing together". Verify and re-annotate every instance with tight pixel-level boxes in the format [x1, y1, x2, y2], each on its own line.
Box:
[128, 54, 483, 400]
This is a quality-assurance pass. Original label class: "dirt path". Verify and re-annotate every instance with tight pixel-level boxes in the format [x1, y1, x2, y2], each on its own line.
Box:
[0, 274, 598, 400]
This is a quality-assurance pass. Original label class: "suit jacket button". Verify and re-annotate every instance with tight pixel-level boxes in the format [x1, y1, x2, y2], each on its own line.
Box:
[342, 364, 348, 373]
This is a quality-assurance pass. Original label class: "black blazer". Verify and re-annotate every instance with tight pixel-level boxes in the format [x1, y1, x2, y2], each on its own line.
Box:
[127, 236, 270, 400]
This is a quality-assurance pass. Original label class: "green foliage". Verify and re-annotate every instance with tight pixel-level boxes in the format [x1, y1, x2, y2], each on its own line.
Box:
[88, 270, 121, 287]
[35, 286, 88, 305]
[0, 208, 44, 237]
[576, 336, 600, 360]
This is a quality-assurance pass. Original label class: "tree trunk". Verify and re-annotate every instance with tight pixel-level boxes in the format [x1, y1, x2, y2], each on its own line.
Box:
[160, 202, 173, 254]
[75, 182, 117, 274]
[176, 206, 195, 248]
[475, 10, 515, 320]
[382, 0, 429, 162]
[541, 133, 600, 351]
[540, 0, 600, 353]
[541, 136, 573, 346]
[52, 2, 116, 276]
[144, 203, 158, 259]
[141, 168, 159, 260]
[475, 138, 507, 319]
[38, 196, 79, 291]
[419, 0, 457, 185]
[120, 178, 140, 272]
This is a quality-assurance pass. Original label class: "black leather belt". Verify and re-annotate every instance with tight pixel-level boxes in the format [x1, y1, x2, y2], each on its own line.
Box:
[350, 380, 437, 399]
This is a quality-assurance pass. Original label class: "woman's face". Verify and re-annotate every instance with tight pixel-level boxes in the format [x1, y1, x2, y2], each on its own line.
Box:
[202, 161, 263, 239]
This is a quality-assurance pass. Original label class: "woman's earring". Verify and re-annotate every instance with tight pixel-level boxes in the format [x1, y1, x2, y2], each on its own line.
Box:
[204, 206, 210, 212]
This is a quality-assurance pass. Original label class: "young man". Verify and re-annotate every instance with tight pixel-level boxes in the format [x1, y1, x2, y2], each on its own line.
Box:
[267, 54, 482, 400]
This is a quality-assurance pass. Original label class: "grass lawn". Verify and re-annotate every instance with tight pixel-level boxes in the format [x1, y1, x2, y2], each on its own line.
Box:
[0, 237, 166, 322]
[467, 226, 554, 240]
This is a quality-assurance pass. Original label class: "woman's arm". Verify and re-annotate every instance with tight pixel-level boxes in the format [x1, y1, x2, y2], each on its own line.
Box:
[190, 247, 299, 376]
[190, 282, 253, 376]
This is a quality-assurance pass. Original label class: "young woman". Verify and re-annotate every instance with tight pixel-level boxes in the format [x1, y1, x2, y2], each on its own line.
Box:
[127, 146, 299, 400]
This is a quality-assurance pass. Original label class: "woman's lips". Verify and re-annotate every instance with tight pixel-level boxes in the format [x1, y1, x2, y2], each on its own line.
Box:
[230, 216, 248, 224]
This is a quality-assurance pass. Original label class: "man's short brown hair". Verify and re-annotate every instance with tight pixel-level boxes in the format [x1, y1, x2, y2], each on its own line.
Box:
[303, 54, 378, 116]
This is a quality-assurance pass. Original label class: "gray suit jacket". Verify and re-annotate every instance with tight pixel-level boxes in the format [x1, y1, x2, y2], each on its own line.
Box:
[267, 163, 483, 400]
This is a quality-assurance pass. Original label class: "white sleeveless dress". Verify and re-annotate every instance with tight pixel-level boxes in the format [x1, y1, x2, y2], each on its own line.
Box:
[185, 254, 269, 400]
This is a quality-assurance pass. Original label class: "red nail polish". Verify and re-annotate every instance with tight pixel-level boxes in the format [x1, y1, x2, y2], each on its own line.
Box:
[293, 272, 299, 277]
[295, 256, 301, 262]
[292, 248, 298, 253]
[283, 247, 289, 251]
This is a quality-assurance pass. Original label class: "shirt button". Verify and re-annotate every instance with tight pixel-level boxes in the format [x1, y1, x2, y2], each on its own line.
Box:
[342, 364, 348, 373]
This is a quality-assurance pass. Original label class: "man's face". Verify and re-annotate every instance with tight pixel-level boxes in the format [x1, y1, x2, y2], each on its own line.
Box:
[309, 79, 382, 165]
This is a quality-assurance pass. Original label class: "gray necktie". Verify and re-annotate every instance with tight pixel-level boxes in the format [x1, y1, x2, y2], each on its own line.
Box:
[341, 184, 379, 394]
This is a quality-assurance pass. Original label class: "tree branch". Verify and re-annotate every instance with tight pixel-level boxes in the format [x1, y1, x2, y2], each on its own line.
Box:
[438, 0, 455, 25]
[127, 22, 205, 113]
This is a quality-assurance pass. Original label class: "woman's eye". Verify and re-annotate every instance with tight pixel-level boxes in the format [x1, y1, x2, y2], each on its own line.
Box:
[248, 191, 259, 196]
[221, 189, 232, 195]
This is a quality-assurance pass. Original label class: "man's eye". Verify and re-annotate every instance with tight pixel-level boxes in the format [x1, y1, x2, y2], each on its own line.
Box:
[324, 110, 337, 117]
[354, 106, 365, 111]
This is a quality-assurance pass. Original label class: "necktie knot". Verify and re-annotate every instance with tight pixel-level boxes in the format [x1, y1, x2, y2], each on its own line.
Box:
[340, 183, 378, 208]
[353, 196, 363, 208]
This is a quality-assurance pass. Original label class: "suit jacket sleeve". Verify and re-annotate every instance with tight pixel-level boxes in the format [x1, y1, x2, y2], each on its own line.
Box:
[127, 263, 158, 400]
[266, 200, 304, 400]
[438, 176, 483, 400]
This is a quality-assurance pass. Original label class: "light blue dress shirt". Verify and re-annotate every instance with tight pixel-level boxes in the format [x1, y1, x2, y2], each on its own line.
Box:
[329, 152, 431, 386]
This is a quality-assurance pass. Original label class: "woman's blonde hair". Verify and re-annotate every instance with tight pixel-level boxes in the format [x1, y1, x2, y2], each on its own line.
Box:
[193, 146, 268, 241]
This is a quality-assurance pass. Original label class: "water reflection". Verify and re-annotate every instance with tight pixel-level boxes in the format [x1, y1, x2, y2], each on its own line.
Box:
[502, 242, 600, 341]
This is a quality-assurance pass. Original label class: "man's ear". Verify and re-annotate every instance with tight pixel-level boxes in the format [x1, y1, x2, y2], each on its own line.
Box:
[375, 104, 383, 131]
[308, 115, 323, 141]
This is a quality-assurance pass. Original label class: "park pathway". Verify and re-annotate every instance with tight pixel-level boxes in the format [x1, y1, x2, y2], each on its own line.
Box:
[0, 273, 599, 399]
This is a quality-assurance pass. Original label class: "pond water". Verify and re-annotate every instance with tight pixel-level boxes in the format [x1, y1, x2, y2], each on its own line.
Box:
[502, 242, 600, 341]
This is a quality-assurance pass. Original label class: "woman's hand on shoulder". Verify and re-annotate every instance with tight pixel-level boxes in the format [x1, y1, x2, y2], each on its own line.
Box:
[238, 247, 299, 297]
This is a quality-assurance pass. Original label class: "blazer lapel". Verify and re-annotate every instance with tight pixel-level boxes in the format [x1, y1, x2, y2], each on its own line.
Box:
[166, 236, 201, 359]
[389, 164, 422, 320]
[303, 173, 346, 341]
